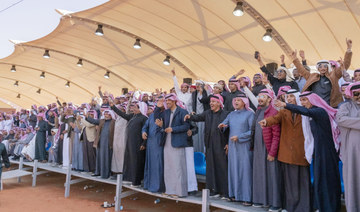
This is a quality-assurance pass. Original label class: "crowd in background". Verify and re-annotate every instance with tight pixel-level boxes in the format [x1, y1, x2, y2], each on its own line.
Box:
[1, 38, 360, 212]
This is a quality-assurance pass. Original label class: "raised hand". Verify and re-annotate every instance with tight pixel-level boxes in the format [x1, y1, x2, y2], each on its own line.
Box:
[346, 38, 352, 50]
[290, 50, 297, 61]
[299, 50, 305, 60]
[235, 69, 245, 77]
[280, 54, 285, 64]
[171, 68, 176, 76]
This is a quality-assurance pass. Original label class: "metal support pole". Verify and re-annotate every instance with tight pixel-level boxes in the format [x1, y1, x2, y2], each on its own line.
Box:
[32, 160, 38, 187]
[64, 163, 72, 198]
[17, 157, 24, 183]
[115, 174, 123, 211]
[201, 189, 210, 212]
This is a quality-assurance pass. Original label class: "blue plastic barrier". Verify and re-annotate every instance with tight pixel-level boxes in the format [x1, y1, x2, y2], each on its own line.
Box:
[194, 152, 206, 175]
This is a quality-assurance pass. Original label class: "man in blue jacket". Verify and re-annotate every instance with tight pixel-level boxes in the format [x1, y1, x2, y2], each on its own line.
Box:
[156, 93, 190, 198]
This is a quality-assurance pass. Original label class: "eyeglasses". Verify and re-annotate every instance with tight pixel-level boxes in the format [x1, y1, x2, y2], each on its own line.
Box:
[257, 95, 267, 99]
[253, 76, 260, 79]
[317, 64, 328, 69]
[354, 92, 360, 97]
[278, 70, 286, 74]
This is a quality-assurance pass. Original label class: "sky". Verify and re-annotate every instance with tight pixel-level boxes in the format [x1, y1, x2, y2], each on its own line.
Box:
[0, 0, 108, 59]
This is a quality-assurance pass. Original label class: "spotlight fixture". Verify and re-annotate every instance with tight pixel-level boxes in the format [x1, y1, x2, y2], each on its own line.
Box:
[133, 38, 141, 49]
[77, 59, 83, 67]
[95, 24, 104, 36]
[14, 81, 19, 87]
[65, 81, 70, 88]
[43, 49, 50, 58]
[104, 71, 110, 79]
[263, 29, 273, 42]
[17, 94, 21, 98]
[233, 2, 244, 17]
[37, 89, 41, 94]
[40, 72, 45, 79]
[163, 56, 170, 66]
[10, 65, 16, 72]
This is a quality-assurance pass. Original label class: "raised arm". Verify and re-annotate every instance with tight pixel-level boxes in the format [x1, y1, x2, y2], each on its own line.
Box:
[171, 68, 181, 95]
[110, 105, 133, 121]
[85, 116, 100, 125]
[299, 50, 307, 66]
[284, 103, 318, 118]
[243, 86, 258, 108]
[291, 50, 310, 80]
[98, 86, 104, 98]
[344, 38, 352, 70]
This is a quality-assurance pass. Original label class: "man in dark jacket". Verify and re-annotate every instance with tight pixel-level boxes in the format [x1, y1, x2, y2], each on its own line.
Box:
[256, 52, 299, 95]
[186, 94, 229, 198]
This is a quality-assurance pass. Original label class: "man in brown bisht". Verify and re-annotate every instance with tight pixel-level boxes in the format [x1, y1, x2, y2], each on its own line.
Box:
[259, 89, 310, 212]
[290, 39, 352, 107]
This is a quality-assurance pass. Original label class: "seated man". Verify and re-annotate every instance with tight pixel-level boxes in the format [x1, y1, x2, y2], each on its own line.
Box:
[12, 127, 35, 160]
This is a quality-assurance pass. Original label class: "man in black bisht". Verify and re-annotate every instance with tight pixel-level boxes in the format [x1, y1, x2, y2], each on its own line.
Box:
[185, 94, 229, 198]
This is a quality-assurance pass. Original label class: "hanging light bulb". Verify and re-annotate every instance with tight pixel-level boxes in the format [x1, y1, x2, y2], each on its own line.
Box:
[263, 29, 273, 42]
[10, 65, 16, 72]
[77, 59, 83, 67]
[163, 56, 170, 66]
[133, 39, 141, 49]
[95, 24, 104, 36]
[43, 49, 50, 58]
[17, 94, 21, 98]
[14, 81, 19, 87]
[65, 81, 70, 88]
[233, 2, 244, 17]
[37, 89, 41, 94]
[104, 71, 110, 79]
[40, 72, 45, 79]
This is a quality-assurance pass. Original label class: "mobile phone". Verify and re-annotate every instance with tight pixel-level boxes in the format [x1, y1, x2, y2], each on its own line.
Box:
[254, 51, 259, 59]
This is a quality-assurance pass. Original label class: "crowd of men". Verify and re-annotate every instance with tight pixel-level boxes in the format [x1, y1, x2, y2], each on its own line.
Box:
[0, 38, 359, 212]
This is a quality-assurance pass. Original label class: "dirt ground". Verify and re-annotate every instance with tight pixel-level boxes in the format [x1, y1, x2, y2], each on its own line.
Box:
[0, 165, 203, 212]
